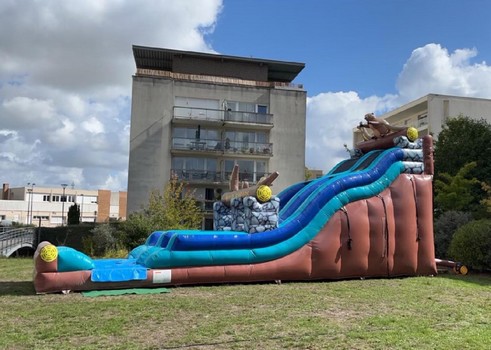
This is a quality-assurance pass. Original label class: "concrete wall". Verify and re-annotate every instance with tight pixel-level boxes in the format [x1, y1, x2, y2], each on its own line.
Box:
[427, 94, 491, 136]
[128, 76, 174, 213]
[269, 88, 307, 193]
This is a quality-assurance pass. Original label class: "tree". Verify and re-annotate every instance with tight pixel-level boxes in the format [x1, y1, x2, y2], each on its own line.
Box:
[118, 177, 203, 249]
[481, 182, 491, 215]
[434, 116, 491, 218]
[67, 204, 80, 225]
[434, 115, 491, 184]
[434, 162, 485, 216]
[305, 167, 313, 181]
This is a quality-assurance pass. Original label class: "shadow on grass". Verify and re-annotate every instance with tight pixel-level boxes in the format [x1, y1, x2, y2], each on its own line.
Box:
[437, 270, 491, 286]
[0, 281, 36, 296]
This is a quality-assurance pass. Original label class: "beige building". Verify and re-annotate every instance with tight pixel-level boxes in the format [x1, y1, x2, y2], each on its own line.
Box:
[128, 46, 307, 229]
[353, 94, 491, 144]
[0, 183, 127, 227]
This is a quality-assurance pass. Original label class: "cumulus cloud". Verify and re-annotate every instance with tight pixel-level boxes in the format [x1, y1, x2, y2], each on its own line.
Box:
[396, 43, 491, 101]
[0, 0, 223, 190]
[306, 43, 491, 173]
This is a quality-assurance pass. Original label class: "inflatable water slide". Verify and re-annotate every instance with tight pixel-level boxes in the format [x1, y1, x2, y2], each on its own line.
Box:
[34, 127, 438, 293]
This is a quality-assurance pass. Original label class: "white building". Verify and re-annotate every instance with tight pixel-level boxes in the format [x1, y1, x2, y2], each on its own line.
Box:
[353, 94, 491, 144]
[0, 183, 127, 227]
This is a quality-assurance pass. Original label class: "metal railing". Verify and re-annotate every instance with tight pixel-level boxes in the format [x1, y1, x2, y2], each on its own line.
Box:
[171, 137, 273, 155]
[173, 106, 273, 125]
[171, 169, 268, 184]
[0, 227, 36, 257]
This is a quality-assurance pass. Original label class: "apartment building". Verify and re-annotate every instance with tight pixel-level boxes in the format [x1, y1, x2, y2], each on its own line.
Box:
[353, 94, 491, 145]
[127, 46, 307, 228]
[0, 183, 127, 227]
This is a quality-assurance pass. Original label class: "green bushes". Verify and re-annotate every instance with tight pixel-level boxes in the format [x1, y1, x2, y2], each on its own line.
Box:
[82, 223, 128, 258]
[434, 211, 472, 259]
[448, 219, 491, 271]
[37, 224, 96, 251]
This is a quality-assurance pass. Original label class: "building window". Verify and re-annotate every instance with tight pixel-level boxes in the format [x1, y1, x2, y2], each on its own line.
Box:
[174, 97, 220, 120]
[224, 130, 268, 153]
[418, 114, 428, 127]
[226, 101, 255, 113]
[172, 157, 218, 181]
[224, 159, 266, 183]
[257, 105, 268, 114]
[172, 126, 220, 150]
[52, 195, 60, 202]
[204, 218, 214, 230]
[43, 195, 51, 202]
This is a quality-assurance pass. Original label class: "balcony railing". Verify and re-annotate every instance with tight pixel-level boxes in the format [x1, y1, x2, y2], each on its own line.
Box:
[173, 106, 273, 125]
[171, 137, 273, 155]
[171, 169, 268, 184]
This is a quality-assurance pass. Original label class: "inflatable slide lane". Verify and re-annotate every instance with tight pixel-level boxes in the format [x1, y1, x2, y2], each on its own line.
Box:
[34, 127, 437, 293]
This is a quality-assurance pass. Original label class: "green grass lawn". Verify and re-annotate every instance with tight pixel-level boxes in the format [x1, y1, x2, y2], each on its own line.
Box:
[1, 258, 490, 350]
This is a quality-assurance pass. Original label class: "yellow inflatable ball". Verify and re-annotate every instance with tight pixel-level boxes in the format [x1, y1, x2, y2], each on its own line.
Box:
[407, 127, 419, 142]
[256, 185, 272, 202]
[40, 244, 58, 262]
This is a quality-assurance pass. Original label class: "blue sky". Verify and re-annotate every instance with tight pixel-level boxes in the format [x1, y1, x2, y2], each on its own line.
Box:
[212, 0, 491, 96]
[1, 0, 491, 191]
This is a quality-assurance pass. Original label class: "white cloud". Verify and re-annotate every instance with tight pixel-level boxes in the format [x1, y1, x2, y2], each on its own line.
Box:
[306, 43, 491, 174]
[396, 43, 491, 101]
[0, 0, 223, 191]
[82, 117, 105, 134]
[2, 97, 56, 128]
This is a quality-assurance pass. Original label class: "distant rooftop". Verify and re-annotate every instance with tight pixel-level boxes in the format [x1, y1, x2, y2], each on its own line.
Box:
[132, 45, 305, 83]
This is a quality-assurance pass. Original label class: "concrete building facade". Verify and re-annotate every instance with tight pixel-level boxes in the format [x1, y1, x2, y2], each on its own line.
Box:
[353, 94, 491, 144]
[128, 46, 306, 228]
[0, 183, 127, 227]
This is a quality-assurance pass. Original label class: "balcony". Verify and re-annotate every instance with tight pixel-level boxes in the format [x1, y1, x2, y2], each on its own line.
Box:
[171, 169, 268, 185]
[173, 106, 273, 126]
[172, 169, 221, 182]
[171, 137, 273, 156]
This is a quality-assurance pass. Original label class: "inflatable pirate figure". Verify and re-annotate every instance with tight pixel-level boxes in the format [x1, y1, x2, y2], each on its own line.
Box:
[357, 113, 406, 141]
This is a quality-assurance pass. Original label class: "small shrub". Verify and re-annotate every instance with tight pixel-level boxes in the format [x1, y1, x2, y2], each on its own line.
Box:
[434, 211, 472, 259]
[448, 219, 491, 271]
[90, 224, 117, 257]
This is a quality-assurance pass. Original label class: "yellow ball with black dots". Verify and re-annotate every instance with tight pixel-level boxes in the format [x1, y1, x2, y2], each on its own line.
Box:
[407, 127, 419, 142]
[256, 185, 272, 202]
[40, 244, 58, 262]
